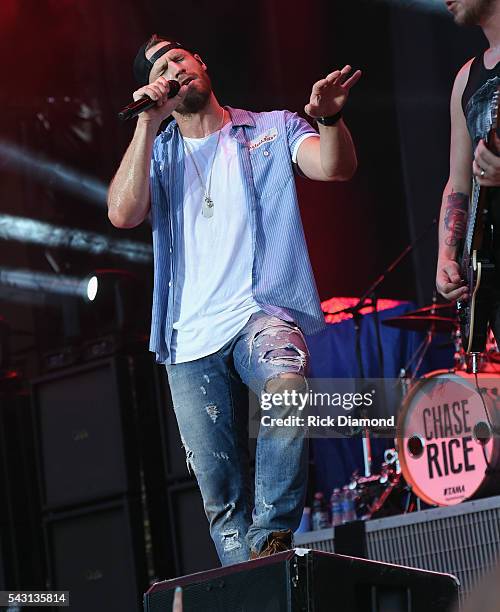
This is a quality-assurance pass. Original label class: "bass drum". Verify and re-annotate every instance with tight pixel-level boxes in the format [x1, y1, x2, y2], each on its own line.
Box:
[396, 369, 500, 506]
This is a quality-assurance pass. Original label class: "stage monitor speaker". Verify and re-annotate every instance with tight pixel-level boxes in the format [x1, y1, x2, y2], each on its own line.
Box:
[31, 356, 142, 509]
[44, 498, 148, 612]
[144, 548, 459, 612]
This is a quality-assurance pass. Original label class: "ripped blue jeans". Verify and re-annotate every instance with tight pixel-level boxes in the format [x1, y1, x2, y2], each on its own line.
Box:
[165, 311, 309, 565]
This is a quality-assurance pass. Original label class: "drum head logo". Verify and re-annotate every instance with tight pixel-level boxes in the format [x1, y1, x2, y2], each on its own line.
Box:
[399, 373, 499, 506]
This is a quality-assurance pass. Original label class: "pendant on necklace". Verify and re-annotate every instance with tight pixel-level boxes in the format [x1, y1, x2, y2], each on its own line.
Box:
[202, 195, 214, 218]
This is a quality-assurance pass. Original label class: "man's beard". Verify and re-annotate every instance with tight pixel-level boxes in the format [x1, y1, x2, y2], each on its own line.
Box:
[175, 75, 212, 115]
[456, 0, 495, 25]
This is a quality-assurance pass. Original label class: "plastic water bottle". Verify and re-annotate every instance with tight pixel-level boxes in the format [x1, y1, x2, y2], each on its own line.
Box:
[295, 506, 311, 534]
[341, 486, 357, 523]
[330, 488, 343, 527]
[311, 492, 330, 530]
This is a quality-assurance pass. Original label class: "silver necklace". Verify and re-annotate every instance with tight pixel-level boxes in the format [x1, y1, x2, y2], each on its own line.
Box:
[183, 108, 225, 219]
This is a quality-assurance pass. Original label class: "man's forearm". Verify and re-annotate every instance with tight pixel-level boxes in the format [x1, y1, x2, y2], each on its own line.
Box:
[438, 187, 469, 261]
[317, 119, 357, 180]
[107, 117, 160, 228]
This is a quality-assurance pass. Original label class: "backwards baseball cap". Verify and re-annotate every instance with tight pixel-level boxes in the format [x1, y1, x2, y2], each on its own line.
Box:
[133, 38, 187, 87]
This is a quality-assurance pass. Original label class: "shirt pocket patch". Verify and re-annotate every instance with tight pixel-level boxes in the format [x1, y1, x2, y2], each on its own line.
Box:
[248, 128, 278, 152]
[250, 133, 293, 199]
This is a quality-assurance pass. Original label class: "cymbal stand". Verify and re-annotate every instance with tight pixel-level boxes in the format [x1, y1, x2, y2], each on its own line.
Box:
[325, 219, 437, 478]
[402, 324, 437, 384]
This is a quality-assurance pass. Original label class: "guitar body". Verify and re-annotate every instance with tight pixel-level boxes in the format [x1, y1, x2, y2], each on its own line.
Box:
[458, 249, 496, 353]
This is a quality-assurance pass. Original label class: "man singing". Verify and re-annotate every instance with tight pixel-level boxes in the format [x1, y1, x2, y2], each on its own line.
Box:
[436, 0, 500, 343]
[108, 34, 360, 564]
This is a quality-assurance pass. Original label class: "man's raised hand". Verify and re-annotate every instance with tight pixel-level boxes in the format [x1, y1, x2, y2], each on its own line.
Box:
[305, 65, 362, 120]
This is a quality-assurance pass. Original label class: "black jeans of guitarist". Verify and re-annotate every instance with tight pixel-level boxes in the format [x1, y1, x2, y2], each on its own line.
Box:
[490, 245, 500, 346]
[490, 202, 500, 345]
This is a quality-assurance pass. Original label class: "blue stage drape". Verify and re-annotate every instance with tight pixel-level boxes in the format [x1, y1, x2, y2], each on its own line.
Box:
[306, 303, 454, 495]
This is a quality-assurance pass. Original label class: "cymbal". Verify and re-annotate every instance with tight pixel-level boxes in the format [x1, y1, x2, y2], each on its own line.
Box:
[404, 303, 455, 316]
[383, 315, 457, 333]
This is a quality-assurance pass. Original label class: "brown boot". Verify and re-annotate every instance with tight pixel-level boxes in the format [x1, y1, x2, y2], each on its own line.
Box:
[250, 529, 293, 560]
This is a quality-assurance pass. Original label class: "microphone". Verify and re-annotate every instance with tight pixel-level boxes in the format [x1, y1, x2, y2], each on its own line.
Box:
[118, 80, 181, 121]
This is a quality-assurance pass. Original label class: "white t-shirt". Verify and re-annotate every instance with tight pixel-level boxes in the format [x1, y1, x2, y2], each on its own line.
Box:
[170, 121, 260, 363]
[170, 120, 317, 364]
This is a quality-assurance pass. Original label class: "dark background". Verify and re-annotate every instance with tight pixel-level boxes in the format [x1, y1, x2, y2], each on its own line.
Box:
[0, 0, 491, 602]
[0, 0, 487, 367]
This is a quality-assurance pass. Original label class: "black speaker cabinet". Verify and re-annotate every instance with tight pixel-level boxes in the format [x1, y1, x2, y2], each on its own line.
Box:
[0, 533, 5, 592]
[167, 481, 219, 576]
[151, 367, 189, 481]
[0, 385, 44, 590]
[144, 549, 459, 612]
[44, 498, 148, 612]
[31, 356, 144, 509]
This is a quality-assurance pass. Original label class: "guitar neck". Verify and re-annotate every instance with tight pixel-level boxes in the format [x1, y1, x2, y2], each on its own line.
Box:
[463, 140, 497, 262]
[463, 180, 480, 264]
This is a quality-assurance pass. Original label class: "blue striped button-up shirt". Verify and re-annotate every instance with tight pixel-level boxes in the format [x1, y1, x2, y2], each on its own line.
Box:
[149, 106, 326, 364]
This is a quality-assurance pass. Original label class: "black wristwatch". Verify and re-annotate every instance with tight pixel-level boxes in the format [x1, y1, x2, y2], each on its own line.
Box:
[316, 111, 343, 126]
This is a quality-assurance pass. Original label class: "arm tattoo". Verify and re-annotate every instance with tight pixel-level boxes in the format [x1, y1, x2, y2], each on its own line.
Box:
[443, 191, 468, 247]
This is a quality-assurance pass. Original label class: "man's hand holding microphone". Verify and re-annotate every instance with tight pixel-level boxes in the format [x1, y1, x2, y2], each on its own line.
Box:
[118, 77, 186, 122]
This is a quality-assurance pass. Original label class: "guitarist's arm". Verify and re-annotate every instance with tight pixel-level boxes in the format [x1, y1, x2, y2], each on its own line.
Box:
[437, 60, 474, 302]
